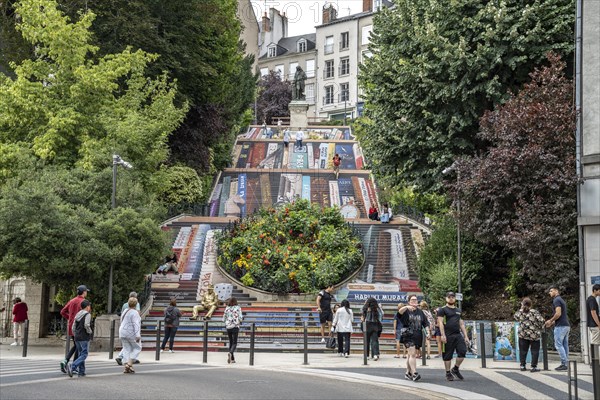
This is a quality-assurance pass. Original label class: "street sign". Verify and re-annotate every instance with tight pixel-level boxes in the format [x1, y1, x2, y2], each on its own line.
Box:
[456, 293, 463, 301]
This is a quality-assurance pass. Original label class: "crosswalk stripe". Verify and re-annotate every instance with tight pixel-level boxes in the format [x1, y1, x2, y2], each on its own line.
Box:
[475, 369, 554, 400]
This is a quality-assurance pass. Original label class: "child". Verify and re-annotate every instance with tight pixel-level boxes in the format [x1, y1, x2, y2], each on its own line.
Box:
[68, 300, 92, 377]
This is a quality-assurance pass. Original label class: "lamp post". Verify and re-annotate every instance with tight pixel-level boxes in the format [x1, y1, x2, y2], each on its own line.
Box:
[443, 162, 462, 309]
[109, 154, 133, 313]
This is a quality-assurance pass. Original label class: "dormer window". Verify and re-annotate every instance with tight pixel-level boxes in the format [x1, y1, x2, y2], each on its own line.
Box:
[268, 45, 277, 58]
[297, 39, 307, 53]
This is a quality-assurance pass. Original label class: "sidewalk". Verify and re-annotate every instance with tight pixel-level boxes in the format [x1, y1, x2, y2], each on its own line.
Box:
[1, 337, 596, 400]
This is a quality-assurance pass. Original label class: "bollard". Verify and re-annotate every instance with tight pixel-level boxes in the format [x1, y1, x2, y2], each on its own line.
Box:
[203, 321, 208, 363]
[22, 320, 29, 358]
[479, 322, 486, 368]
[155, 320, 162, 361]
[303, 321, 309, 365]
[108, 319, 116, 360]
[249, 323, 256, 366]
[567, 360, 578, 400]
[363, 321, 368, 366]
[541, 331, 549, 371]
[591, 344, 600, 400]
[421, 333, 427, 366]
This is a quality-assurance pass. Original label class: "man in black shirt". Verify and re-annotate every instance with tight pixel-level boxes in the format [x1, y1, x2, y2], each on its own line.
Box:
[586, 284, 600, 346]
[437, 292, 470, 381]
[545, 286, 570, 370]
[317, 285, 335, 342]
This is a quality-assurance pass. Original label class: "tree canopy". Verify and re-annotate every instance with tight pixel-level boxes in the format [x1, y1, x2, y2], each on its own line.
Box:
[359, 0, 574, 192]
[256, 71, 292, 124]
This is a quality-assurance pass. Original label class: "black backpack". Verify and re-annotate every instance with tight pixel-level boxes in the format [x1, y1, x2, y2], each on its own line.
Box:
[73, 312, 90, 341]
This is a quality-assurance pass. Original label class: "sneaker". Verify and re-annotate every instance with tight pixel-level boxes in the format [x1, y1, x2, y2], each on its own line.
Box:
[10, 342, 18, 346]
[446, 372, 454, 381]
[404, 372, 413, 380]
[555, 364, 568, 371]
[66, 363, 73, 378]
[133, 360, 140, 364]
[115, 357, 123, 366]
[531, 367, 540, 373]
[160, 349, 164, 353]
[344, 354, 348, 358]
[227, 353, 232, 364]
[451, 366, 464, 380]
[412, 372, 421, 382]
[321, 338, 326, 343]
[373, 355, 379, 361]
[60, 360, 67, 374]
[520, 365, 527, 371]
[168, 350, 174, 353]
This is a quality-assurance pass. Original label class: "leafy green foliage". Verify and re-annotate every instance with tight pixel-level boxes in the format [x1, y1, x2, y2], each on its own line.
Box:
[359, 0, 574, 192]
[151, 165, 204, 205]
[454, 54, 577, 292]
[216, 200, 364, 294]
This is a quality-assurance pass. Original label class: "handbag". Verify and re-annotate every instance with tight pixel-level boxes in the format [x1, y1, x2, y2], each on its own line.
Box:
[325, 335, 337, 349]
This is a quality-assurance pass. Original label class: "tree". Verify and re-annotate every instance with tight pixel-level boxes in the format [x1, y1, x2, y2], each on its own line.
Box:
[256, 71, 292, 124]
[454, 53, 577, 291]
[359, 0, 574, 192]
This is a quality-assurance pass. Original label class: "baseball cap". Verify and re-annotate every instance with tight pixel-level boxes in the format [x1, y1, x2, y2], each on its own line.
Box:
[77, 285, 90, 294]
[446, 291, 456, 297]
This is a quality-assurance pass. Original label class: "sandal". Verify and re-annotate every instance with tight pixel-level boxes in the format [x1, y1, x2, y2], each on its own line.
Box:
[124, 364, 135, 374]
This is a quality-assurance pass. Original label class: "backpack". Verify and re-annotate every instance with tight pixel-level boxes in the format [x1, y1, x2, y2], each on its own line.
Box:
[73, 312, 90, 341]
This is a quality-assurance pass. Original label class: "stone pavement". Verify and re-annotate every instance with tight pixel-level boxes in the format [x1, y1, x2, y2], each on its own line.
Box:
[0, 338, 596, 400]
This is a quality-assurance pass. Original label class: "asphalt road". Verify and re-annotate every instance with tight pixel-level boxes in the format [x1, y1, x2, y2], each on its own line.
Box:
[0, 359, 430, 400]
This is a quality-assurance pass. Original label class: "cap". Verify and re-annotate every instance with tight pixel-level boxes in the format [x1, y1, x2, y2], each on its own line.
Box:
[446, 291, 456, 297]
[77, 285, 90, 294]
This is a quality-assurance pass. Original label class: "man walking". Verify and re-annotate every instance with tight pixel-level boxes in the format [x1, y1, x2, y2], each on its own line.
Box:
[545, 286, 570, 371]
[11, 297, 28, 346]
[316, 285, 335, 343]
[67, 300, 92, 378]
[437, 292, 470, 381]
[586, 284, 600, 346]
[60, 285, 90, 373]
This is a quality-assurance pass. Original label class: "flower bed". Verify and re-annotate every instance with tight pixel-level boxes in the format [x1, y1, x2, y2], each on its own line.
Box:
[216, 200, 364, 294]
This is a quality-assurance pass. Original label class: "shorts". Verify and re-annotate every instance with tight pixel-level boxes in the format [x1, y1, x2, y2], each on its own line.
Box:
[432, 327, 441, 338]
[319, 310, 333, 324]
[442, 333, 467, 361]
[590, 327, 600, 345]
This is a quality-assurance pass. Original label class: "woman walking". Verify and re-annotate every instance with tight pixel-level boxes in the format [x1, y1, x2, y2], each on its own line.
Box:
[398, 294, 430, 382]
[223, 297, 243, 364]
[119, 297, 142, 373]
[361, 297, 383, 360]
[393, 303, 407, 359]
[420, 301, 435, 359]
[332, 299, 353, 357]
[514, 297, 545, 372]
[161, 298, 182, 353]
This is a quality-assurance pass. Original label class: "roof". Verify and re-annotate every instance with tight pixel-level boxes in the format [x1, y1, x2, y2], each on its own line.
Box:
[317, 10, 373, 27]
[260, 33, 316, 59]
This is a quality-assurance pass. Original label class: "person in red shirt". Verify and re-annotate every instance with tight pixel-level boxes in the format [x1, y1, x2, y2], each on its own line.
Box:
[332, 153, 341, 179]
[60, 285, 90, 373]
[368, 206, 379, 221]
[11, 297, 28, 346]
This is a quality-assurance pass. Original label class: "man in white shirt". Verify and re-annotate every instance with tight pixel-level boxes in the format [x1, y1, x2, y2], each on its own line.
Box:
[295, 129, 304, 149]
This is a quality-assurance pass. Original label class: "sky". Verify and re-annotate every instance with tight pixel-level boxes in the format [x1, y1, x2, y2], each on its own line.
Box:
[246, 1, 365, 36]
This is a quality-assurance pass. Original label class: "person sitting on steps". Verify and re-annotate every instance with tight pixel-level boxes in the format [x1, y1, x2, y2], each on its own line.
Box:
[156, 260, 178, 275]
[190, 285, 219, 320]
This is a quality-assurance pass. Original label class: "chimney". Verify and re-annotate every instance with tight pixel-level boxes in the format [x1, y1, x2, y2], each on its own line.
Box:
[363, 0, 373, 12]
[322, 4, 337, 24]
[262, 12, 270, 32]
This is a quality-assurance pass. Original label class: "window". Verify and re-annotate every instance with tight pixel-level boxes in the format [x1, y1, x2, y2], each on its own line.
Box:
[297, 39, 307, 53]
[306, 59, 315, 78]
[339, 83, 350, 102]
[324, 60, 334, 79]
[305, 84, 315, 104]
[289, 62, 298, 80]
[324, 85, 334, 105]
[340, 32, 349, 50]
[361, 25, 372, 45]
[275, 64, 284, 80]
[339, 57, 350, 76]
[324, 35, 334, 54]
[268, 45, 277, 58]
[260, 68, 269, 77]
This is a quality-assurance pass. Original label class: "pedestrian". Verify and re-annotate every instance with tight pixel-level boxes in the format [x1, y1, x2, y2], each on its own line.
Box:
[437, 291, 470, 381]
[277, 119, 282, 137]
[361, 297, 383, 360]
[316, 285, 335, 342]
[398, 295, 430, 381]
[586, 284, 600, 345]
[60, 285, 90, 373]
[332, 299, 353, 358]
[513, 297, 545, 373]
[67, 299, 93, 378]
[545, 286, 570, 371]
[380, 203, 392, 223]
[295, 128, 304, 149]
[432, 307, 443, 358]
[393, 303, 407, 359]
[115, 291, 141, 365]
[11, 297, 28, 346]
[283, 129, 291, 148]
[368, 206, 379, 221]
[223, 297, 243, 364]
[161, 298, 182, 353]
[420, 301, 435, 359]
[332, 153, 341, 179]
[119, 297, 142, 373]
